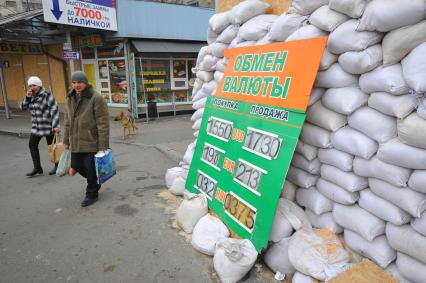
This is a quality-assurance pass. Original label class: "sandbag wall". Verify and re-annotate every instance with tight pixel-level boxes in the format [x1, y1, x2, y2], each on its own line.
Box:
[167, 0, 426, 282]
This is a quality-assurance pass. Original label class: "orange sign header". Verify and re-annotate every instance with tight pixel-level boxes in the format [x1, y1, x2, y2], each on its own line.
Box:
[215, 37, 327, 111]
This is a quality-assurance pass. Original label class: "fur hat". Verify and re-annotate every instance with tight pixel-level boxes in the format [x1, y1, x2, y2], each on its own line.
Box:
[27, 76, 43, 87]
[71, 71, 89, 84]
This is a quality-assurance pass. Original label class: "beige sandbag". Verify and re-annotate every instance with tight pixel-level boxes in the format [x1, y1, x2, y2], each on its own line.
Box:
[321, 164, 368, 193]
[338, 44, 382, 75]
[287, 166, 318, 189]
[378, 138, 426, 170]
[382, 20, 426, 66]
[281, 180, 297, 201]
[305, 209, 343, 234]
[396, 252, 426, 283]
[359, 64, 409, 95]
[318, 148, 353, 172]
[296, 188, 334, 215]
[209, 11, 231, 33]
[315, 63, 358, 89]
[309, 5, 349, 32]
[321, 87, 368, 115]
[286, 25, 328, 42]
[296, 140, 319, 161]
[306, 100, 347, 132]
[328, 0, 368, 18]
[176, 192, 208, 233]
[289, 0, 329, 16]
[264, 237, 295, 274]
[398, 113, 426, 149]
[317, 178, 359, 205]
[227, 0, 269, 25]
[301, 123, 332, 149]
[401, 42, 426, 93]
[386, 223, 426, 264]
[268, 13, 307, 42]
[237, 15, 277, 41]
[291, 153, 321, 175]
[319, 49, 338, 71]
[308, 87, 325, 106]
[331, 126, 378, 159]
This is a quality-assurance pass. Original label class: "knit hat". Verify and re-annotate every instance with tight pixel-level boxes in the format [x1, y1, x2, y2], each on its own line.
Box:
[27, 76, 43, 87]
[71, 71, 89, 84]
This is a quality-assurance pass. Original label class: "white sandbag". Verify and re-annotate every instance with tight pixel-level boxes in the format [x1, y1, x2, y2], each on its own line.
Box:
[331, 127, 378, 159]
[321, 87, 368, 115]
[317, 178, 359, 205]
[228, 36, 243, 49]
[319, 49, 338, 71]
[296, 188, 333, 215]
[270, 199, 294, 242]
[300, 123, 332, 149]
[321, 164, 368, 193]
[306, 100, 347, 132]
[354, 157, 411, 188]
[207, 27, 219, 45]
[378, 138, 426, 170]
[192, 78, 203, 96]
[214, 57, 229, 72]
[289, 0, 329, 16]
[327, 20, 383, 55]
[213, 238, 258, 283]
[338, 44, 382, 75]
[295, 140, 318, 161]
[265, 238, 295, 274]
[396, 252, 426, 283]
[193, 131, 199, 138]
[409, 170, 426, 194]
[369, 178, 426, 218]
[235, 40, 257, 48]
[192, 118, 202, 131]
[255, 34, 273, 45]
[411, 212, 426, 237]
[193, 97, 207, 110]
[385, 263, 411, 283]
[281, 180, 297, 201]
[305, 209, 343, 234]
[359, 189, 411, 225]
[192, 89, 209, 102]
[279, 199, 312, 231]
[357, 0, 426, 32]
[191, 214, 229, 256]
[196, 46, 210, 67]
[268, 13, 307, 42]
[309, 5, 349, 32]
[238, 14, 277, 41]
[201, 79, 218, 95]
[216, 25, 240, 44]
[287, 166, 318, 189]
[291, 153, 321, 175]
[386, 223, 426, 264]
[288, 229, 350, 281]
[210, 42, 228, 58]
[165, 166, 188, 188]
[333, 203, 385, 241]
[368, 92, 415, 119]
[228, 0, 270, 25]
[169, 175, 186, 196]
[328, 0, 368, 18]
[176, 191, 208, 233]
[214, 70, 224, 83]
[198, 54, 219, 72]
[383, 20, 426, 66]
[183, 142, 196, 165]
[315, 63, 358, 88]
[398, 113, 426, 149]
[196, 71, 214, 82]
[191, 108, 205, 122]
[401, 42, 426, 93]
[286, 25, 328, 42]
[344, 230, 396, 269]
[318, 148, 353, 172]
[292, 272, 320, 283]
[359, 64, 409, 95]
[308, 88, 325, 106]
[348, 106, 397, 143]
[209, 11, 231, 33]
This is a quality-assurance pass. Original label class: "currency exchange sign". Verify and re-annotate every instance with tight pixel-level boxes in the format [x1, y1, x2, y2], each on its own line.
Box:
[185, 38, 327, 252]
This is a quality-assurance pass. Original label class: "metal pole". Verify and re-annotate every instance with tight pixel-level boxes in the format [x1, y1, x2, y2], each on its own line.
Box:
[66, 31, 74, 75]
[0, 68, 11, 119]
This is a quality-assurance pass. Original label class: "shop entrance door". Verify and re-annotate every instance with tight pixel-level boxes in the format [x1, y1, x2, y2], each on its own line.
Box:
[82, 60, 98, 91]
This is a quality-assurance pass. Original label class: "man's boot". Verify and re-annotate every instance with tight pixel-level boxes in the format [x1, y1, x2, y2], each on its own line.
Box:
[26, 168, 43, 177]
[27, 145, 43, 177]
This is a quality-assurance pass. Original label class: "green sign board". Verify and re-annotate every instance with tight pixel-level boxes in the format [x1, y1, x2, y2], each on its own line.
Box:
[185, 39, 326, 252]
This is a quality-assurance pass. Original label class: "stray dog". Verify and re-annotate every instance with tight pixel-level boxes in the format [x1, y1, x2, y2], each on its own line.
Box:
[114, 111, 138, 139]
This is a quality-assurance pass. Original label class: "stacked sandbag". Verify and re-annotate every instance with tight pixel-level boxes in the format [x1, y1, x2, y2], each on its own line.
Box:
[167, 0, 426, 281]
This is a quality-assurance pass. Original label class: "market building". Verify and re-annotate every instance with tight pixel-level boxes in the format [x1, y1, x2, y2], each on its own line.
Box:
[0, 0, 214, 117]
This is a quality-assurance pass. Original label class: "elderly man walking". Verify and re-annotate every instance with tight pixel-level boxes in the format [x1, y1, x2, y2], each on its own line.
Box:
[64, 71, 110, 207]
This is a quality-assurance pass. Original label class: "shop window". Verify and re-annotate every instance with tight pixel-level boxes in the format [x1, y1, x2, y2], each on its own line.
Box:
[97, 41, 124, 58]
[81, 48, 95, 59]
[139, 59, 172, 104]
[171, 59, 188, 90]
[174, 91, 189, 103]
[97, 59, 128, 105]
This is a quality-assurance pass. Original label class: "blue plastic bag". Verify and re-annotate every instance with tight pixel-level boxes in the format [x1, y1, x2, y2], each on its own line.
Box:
[94, 149, 116, 184]
[56, 149, 71, 177]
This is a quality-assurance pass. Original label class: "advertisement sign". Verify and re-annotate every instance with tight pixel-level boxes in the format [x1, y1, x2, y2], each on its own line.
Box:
[185, 38, 326, 252]
[63, 50, 80, 60]
[72, 34, 105, 49]
[42, 0, 117, 31]
[0, 42, 43, 54]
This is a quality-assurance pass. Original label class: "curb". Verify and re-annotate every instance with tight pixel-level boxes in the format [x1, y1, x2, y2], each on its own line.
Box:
[154, 144, 183, 163]
[0, 130, 30, 138]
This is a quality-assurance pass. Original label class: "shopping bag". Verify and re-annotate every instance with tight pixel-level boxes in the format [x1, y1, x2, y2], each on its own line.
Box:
[48, 134, 64, 164]
[56, 149, 71, 177]
[94, 149, 116, 184]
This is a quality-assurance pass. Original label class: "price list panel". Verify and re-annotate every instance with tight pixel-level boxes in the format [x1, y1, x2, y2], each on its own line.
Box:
[185, 39, 326, 252]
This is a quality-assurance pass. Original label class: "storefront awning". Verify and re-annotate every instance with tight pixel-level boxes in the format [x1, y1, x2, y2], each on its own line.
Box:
[131, 40, 204, 53]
